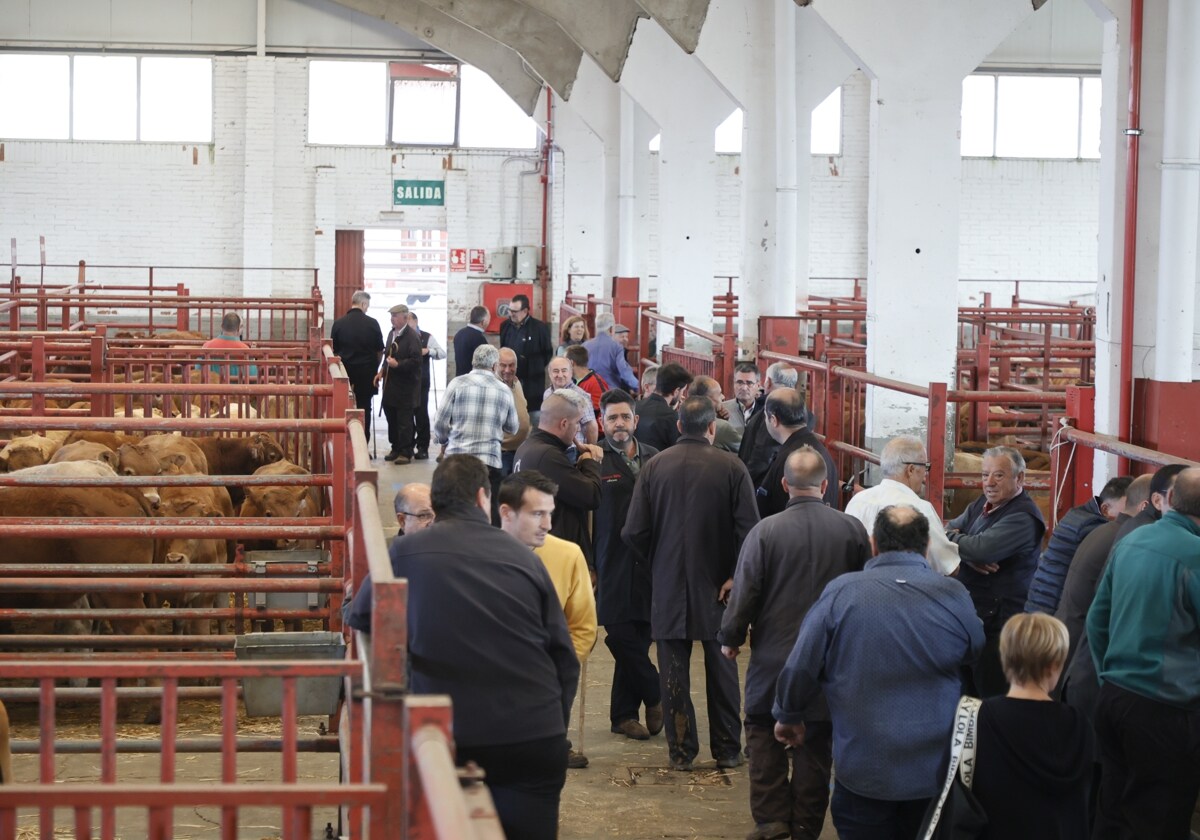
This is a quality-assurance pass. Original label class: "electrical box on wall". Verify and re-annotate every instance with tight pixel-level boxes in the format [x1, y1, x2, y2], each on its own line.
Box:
[489, 249, 514, 279]
[515, 246, 539, 281]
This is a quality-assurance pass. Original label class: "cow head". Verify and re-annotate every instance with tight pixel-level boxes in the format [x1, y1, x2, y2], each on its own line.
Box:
[160, 490, 227, 565]
[249, 433, 286, 468]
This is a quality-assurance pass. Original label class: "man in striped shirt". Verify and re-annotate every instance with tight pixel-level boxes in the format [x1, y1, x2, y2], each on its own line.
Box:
[433, 343, 519, 521]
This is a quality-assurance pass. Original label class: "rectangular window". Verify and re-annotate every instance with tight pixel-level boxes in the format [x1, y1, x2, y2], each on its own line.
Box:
[309, 60, 387, 145]
[0, 53, 212, 143]
[961, 73, 1101, 160]
[810, 87, 842, 156]
[458, 64, 537, 149]
[0, 54, 70, 139]
[389, 62, 458, 146]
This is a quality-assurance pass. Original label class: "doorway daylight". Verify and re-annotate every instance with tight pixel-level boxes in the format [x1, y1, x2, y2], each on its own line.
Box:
[362, 228, 449, 455]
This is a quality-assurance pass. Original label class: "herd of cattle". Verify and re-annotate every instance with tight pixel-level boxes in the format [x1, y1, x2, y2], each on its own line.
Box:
[0, 428, 321, 639]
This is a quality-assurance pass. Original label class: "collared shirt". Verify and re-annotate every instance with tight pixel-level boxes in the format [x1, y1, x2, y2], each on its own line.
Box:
[433, 368, 518, 468]
[844, 478, 960, 575]
[602, 435, 645, 477]
[774, 551, 984, 800]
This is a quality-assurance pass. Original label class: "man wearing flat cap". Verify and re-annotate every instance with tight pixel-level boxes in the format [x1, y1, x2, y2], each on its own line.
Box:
[375, 303, 423, 464]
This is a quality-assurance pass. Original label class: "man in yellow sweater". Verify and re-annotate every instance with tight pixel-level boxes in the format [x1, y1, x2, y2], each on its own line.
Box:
[499, 470, 597, 769]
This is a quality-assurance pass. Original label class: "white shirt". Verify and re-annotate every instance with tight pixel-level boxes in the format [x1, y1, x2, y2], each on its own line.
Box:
[844, 478, 960, 575]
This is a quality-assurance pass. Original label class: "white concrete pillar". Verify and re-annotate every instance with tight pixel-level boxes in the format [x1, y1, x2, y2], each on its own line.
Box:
[313, 166, 337, 315]
[809, 0, 1034, 445]
[618, 90, 638, 279]
[1153, 0, 1200, 381]
[774, 1, 798, 324]
[556, 103, 609, 298]
[241, 57, 275, 297]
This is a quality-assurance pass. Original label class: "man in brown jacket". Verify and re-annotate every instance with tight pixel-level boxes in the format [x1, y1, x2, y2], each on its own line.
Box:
[622, 396, 760, 771]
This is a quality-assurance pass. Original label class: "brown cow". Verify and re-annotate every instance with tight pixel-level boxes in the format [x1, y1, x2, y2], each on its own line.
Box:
[64, 430, 141, 452]
[192, 433, 286, 507]
[239, 460, 322, 551]
[119, 434, 209, 478]
[0, 435, 61, 471]
[0, 699, 10, 784]
[158, 485, 235, 635]
[49, 440, 120, 470]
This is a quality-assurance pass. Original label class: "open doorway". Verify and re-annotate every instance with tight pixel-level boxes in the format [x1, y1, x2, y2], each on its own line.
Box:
[362, 228, 449, 453]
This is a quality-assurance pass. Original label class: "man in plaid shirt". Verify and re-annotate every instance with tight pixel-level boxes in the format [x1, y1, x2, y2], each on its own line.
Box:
[434, 342, 519, 521]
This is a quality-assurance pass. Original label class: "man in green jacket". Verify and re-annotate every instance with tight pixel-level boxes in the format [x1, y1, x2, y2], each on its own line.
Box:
[1087, 466, 1200, 840]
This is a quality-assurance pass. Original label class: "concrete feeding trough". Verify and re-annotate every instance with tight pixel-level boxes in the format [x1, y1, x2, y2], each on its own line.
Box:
[234, 631, 346, 717]
[244, 549, 329, 613]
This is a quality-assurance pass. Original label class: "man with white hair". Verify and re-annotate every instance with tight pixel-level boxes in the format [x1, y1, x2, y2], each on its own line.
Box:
[433, 343, 519, 512]
[543, 356, 599, 446]
[844, 435, 959, 575]
[584, 312, 640, 392]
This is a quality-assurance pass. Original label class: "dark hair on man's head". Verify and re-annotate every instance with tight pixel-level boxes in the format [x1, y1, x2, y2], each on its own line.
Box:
[1151, 463, 1188, 501]
[220, 312, 242, 334]
[678, 395, 716, 435]
[656, 363, 693, 396]
[511, 294, 531, 311]
[765, 387, 806, 427]
[469, 305, 489, 326]
[600, 388, 636, 414]
[564, 345, 589, 367]
[1098, 476, 1133, 504]
[498, 470, 559, 511]
[734, 362, 759, 377]
[1169, 467, 1200, 517]
[430, 455, 490, 515]
[873, 505, 930, 555]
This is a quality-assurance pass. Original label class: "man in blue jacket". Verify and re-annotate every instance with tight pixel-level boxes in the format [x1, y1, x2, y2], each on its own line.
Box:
[583, 312, 639, 393]
[1087, 466, 1200, 840]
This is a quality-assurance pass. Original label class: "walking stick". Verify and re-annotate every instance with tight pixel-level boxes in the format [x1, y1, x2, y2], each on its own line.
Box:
[578, 659, 587, 755]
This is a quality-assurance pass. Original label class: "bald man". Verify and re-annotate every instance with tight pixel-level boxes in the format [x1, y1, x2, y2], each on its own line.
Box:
[757, 388, 838, 515]
[720, 447, 870, 840]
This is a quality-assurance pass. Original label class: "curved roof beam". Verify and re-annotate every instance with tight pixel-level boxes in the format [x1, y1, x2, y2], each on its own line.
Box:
[329, 0, 545, 114]
[635, 0, 711, 54]
[415, 0, 584, 99]
[511, 0, 647, 81]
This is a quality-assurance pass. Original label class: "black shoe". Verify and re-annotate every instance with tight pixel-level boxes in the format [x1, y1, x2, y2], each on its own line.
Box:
[414, 450, 429, 461]
[668, 756, 693, 772]
[716, 753, 744, 769]
[383, 450, 402, 462]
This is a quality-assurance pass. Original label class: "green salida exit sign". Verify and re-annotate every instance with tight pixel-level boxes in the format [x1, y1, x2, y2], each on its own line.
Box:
[393, 179, 445, 206]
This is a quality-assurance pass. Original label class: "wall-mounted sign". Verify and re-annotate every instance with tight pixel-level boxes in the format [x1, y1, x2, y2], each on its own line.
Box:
[469, 249, 487, 273]
[450, 248, 466, 272]
[393, 179, 445, 206]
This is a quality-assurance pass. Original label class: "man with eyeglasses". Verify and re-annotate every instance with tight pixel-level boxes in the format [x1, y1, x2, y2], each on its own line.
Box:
[946, 445, 1047, 697]
[724, 362, 762, 434]
[844, 435, 959, 575]
[500, 293, 554, 414]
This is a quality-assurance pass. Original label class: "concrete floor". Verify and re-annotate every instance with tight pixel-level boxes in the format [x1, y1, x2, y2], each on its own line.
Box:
[373, 431, 839, 840]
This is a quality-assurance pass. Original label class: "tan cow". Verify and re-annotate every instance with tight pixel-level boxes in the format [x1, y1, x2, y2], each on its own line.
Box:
[239, 460, 322, 551]
[0, 434, 62, 471]
[64, 430, 141, 452]
[49, 440, 120, 470]
[193, 433, 286, 507]
[119, 434, 209, 478]
[158, 485, 235, 635]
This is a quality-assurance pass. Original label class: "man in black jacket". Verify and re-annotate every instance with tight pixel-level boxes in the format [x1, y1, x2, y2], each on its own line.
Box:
[634, 363, 692, 451]
[720, 447, 870, 840]
[346, 455, 578, 840]
[594, 389, 662, 741]
[452, 305, 490, 377]
[374, 304, 422, 464]
[738, 362, 800, 487]
[500, 294, 553, 412]
[623, 396, 760, 772]
[756, 388, 838, 515]
[946, 445, 1047, 696]
[330, 290, 384, 442]
[514, 391, 603, 565]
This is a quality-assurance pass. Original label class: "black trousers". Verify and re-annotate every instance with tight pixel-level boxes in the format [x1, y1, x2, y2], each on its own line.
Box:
[412, 379, 431, 453]
[381, 384, 417, 457]
[656, 638, 741, 764]
[1093, 681, 1200, 840]
[488, 465, 503, 526]
[745, 718, 833, 840]
[968, 609, 1009, 698]
[604, 621, 660, 725]
[457, 733, 568, 840]
[348, 372, 376, 441]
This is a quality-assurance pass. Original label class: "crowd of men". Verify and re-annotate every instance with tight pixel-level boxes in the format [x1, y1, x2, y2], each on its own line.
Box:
[338, 295, 1200, 840]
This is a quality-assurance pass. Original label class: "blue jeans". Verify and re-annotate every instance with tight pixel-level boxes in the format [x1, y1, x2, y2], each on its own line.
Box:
[830, 780, 929, 840]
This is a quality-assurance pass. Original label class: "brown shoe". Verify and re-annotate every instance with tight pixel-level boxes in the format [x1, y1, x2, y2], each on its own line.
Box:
[611, 719, 650, 741]
[567, 750, 589, 769]
[645, 703, 664, 736]
[745, 822, 790, 840]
